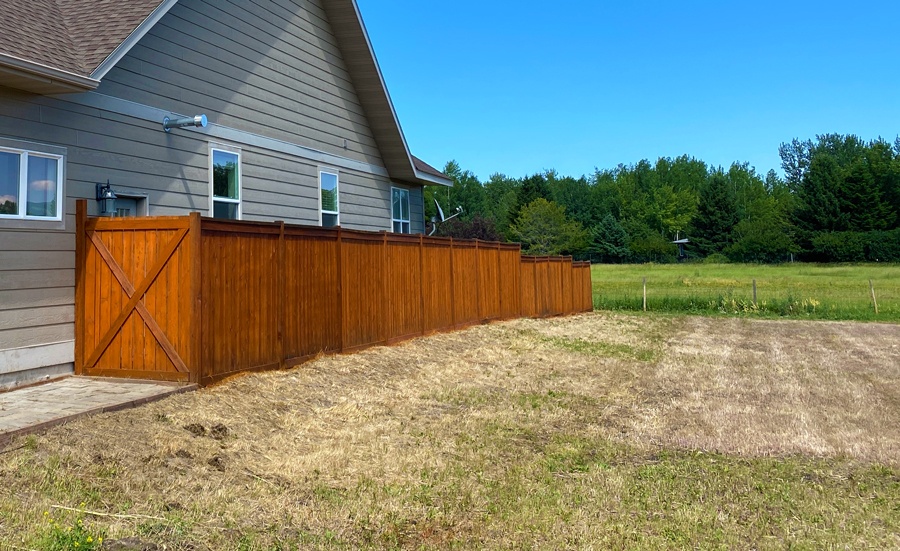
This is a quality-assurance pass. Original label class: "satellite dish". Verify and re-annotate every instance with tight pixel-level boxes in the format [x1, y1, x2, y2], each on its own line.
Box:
[429, 199, 463, 236]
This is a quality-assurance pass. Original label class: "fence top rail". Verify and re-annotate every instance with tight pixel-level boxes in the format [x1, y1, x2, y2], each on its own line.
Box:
[201, 218, 282, 236]
[421, 236, 454, 248]
[340, 229, 386, 243]
[87, 216, 191, 231]
[385, 233, 424, 245]
[283, 226, 339, 240]
[84, 213, 542, 254]
[451, 239, 478, 249]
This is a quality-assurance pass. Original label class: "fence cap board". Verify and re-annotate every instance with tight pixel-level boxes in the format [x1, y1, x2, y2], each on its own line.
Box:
[421, 236, 454, 247]
[340, 229, 387, 243]
[88, 217, 190, 231]
[450, 239, 478, 249]
[283, 226, 339, 240]
[385, 233, 423, 245]
[201, 218, 282, 236]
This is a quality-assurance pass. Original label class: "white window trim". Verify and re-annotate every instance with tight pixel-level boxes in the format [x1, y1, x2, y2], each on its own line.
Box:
[319, 168, 340, 227]
[209, 145, 242, 220]
[391, 186, 411, 234]
[0, 146, 64, 222]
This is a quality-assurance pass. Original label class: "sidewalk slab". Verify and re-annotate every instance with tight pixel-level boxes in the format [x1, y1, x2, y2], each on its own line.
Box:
[0, 377, 196, 445]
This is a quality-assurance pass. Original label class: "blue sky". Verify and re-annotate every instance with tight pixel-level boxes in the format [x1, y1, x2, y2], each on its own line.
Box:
[356, 0, 900, 181]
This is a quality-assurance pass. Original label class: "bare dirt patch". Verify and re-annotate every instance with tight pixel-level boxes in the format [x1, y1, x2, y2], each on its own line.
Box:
[1, 313, 898, 549]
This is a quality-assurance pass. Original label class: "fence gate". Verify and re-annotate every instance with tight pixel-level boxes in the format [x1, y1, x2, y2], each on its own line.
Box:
[76, 204, 198, 382]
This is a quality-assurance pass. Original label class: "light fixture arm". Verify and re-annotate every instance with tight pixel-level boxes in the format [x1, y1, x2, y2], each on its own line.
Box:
[163, 114, 208, 132]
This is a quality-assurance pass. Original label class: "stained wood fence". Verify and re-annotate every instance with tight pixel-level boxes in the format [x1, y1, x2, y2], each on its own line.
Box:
[75, 202, 592, 386]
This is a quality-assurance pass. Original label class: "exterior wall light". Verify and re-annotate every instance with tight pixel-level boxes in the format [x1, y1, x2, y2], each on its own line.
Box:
[163, 114, 208, 132]
[96, 180, 118, 216]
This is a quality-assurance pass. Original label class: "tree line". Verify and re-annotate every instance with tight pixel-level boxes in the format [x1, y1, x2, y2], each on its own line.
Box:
[426, 133, 900, 263]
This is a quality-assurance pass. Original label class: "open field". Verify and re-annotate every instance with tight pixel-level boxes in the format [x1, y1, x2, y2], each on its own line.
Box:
[592, 262, 900, 321]
[1, 313, 899, 549]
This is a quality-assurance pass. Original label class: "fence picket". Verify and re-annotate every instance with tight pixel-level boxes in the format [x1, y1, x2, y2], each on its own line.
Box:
[74, 202, 592, 386]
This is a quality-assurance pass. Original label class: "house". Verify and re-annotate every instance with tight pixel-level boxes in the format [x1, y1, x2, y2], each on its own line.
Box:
[0, 0, 451, 389]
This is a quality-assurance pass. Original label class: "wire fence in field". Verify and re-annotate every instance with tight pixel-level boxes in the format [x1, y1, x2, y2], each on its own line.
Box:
[593, 276, 898, 321]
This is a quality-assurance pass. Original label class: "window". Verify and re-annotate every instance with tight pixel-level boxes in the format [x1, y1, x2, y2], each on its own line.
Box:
[320, 169, 339, 227]
[0, 147, 63, 221]
[391, 187, 410, 233]
[211, 147, 241, 219]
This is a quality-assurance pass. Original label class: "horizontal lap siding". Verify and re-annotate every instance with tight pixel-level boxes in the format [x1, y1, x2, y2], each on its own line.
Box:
[0, 229, 75, 350]
[100, 0, 384, 167]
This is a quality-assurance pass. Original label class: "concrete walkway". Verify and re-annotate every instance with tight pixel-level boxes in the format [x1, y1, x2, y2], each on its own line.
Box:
[0, 377, 196, 445]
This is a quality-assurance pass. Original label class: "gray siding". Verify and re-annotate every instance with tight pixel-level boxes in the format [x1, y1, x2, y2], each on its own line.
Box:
[0, 0, 430, 387]
[99, 0, 384, 166]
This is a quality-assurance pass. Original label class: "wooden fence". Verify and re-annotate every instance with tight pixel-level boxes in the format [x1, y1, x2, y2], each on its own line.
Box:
[75, 202, 592, 386]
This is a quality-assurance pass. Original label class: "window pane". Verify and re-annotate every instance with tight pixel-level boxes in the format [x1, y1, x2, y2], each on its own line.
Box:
[213, 150, 239, 199]
[0, 151, 19, 215]
[400, 189, 409, 221]
[392, 188, 401, 219]
[213, 201, 238, 220]
[321, 172, 338, 212]
[25, 155, 58, 218]
[322, 213, 338, 228]
[393, 221, 401, 233]
[403, 221, 410, 234]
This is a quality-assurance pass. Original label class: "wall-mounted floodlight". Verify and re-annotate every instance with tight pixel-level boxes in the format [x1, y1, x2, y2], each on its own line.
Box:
[96, 180, 118, 216]
[163, 114, 208, 132]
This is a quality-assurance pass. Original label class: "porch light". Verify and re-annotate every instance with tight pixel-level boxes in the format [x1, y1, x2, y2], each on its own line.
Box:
[163, 114, 208, 132]
[96, 180, 117, 216]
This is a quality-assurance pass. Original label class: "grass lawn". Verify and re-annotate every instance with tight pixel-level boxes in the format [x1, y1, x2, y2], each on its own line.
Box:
[1, 313, 899, 549]
[591, 262, 900, 321]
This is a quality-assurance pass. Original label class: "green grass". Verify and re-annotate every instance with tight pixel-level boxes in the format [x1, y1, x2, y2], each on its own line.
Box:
[591, 262, 900, 321]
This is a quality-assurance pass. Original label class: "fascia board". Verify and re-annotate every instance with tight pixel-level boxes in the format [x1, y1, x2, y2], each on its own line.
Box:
[0, 53, 99, 91]
[90, 0, 181, 80]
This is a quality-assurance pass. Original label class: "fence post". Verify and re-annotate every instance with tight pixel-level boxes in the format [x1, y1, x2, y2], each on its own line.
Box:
[753, 279, 757, 307]
[276, 221, 286, 369]
[449, 237, 456, 328]
[74, 200, 87, 375]
[382, 232, 389, 343]
[419, 234, 426, 336]
[475, 240, 482, 321]
[870, 280, 879, 314]
[337, 227, 344, 353]
[643, 277, 647, 312]
[188, 211, 203, 385]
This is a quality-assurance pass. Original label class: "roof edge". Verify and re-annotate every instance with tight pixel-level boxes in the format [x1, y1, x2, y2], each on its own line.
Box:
[0, 52, 99, 92]
[414, 169, 453, 187]
[345, 0, 419, 179]
[90, 0, 180, 80]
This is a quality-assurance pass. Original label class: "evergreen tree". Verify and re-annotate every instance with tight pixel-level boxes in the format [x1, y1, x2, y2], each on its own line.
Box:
[689, 172, 737, 256]
[588, 214, 630, 263]
[795, 154, 845, 232]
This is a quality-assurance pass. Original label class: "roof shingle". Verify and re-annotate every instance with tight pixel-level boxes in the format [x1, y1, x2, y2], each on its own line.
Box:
[0, 0, 165, 76]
